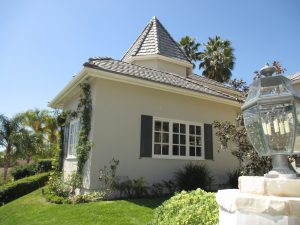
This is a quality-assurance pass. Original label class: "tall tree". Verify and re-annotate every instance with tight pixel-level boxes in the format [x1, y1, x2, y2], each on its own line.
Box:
[199, 36, 235, 83]
[16, 128, 39, 163]
[0, 114, 22, 181]
[179, 36, 201, 68]
[21, 109, 58, 158]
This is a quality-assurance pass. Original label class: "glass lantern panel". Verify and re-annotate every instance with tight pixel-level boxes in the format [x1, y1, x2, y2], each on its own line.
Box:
[243, 106, 268, 156]
[245, 79, 260, 103]
[259, 103, 294, 155]
[293, 103, 300, 153]
[260, 76, 290, 98]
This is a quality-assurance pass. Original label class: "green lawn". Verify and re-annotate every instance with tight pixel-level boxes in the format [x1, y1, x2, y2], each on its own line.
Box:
[0, 188, 165, 225]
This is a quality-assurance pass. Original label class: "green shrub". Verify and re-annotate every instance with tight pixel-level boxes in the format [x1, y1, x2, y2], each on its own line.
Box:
[70, 192, 105, 204]
[132, 177, 148, 198]
[175, 163, 211, 191]
[10, 164, 36, 180]
[35, 159, 53, 173]
[115, 179, 134, 198]
[98, 158, 119, 200]
[114, 177, 149, 199]
[162, 180, 177, 195]
[151, 189, 218, 225]
[10, 159, 53, 180]
[0, 172, 49, 205]
[43, 187, 70, 204]
[151, 182, 165, 197]
[43, 186, 105, 204]
[227, 169, 240, 188]
[48, 173, 70, 198]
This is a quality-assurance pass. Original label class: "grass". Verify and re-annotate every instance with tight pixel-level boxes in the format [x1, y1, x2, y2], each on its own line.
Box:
[0, 188, 165, 225]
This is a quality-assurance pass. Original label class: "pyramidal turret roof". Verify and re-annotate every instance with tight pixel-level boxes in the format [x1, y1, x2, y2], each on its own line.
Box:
[122, 16, 191, 64]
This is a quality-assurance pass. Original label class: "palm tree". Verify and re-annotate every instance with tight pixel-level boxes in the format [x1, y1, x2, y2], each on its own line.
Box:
[17, 128, 39, 163]
[22, 109, 47, 133]
[179, 36, 201, 68]
[0, 114, 22, 181]
[199, 36, 235, 83]
[21, 109, 59, 158]
[21, 109, 49, 157]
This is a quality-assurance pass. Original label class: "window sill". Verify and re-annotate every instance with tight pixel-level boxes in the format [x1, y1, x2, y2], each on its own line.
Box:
[152, 155, 204, 160]
[65, 156, 77, 161]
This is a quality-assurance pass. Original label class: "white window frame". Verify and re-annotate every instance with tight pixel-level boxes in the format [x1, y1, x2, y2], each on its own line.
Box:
[152, 117, 204, 160]
[67, 118, 80, 158]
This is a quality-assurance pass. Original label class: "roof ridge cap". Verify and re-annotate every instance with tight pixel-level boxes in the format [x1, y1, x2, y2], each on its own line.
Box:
[154, 18, 191, 63]
[121, 19, 154, 61]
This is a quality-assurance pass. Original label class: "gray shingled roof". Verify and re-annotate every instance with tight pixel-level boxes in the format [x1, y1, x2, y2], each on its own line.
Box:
[84, 57, 239, 102]
[188, 74, 235, 91]
[122, 16, 191, 64]
[287, 71, 300, 81]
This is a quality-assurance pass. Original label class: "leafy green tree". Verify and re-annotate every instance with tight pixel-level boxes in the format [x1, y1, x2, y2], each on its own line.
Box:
[0, 114, 22, 181]
[214, 117, 272, 176]
[199, 36, 235, 83]
[21, 109, 58, 158]
[179, 36, 201, 68]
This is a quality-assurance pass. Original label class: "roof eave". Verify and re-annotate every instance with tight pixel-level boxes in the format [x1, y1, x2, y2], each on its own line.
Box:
[85, 66, 241, 108]
[48, 68, 89, 108]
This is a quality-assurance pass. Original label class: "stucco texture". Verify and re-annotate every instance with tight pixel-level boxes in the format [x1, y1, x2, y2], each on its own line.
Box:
[84, 77, 240, 190]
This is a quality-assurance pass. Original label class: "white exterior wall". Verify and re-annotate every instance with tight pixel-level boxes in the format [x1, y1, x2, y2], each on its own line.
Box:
[133, 58, 188, 77]
[86, 78, 240, 190]
[62, 83, 97, 189]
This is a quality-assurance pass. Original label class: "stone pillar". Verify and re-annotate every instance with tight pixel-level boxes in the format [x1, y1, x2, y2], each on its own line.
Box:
[216, 176, 300, 225]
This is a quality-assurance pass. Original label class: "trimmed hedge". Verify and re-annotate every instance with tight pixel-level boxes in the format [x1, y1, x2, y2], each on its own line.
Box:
[0, 172, 49, 205]
[150, 189, 218, 225]
[10, 159, 53, 180]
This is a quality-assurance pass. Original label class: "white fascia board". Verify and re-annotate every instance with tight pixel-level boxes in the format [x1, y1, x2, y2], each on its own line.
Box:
[48, 68, 89, 108]
[87, 68, 241, 108]
[292, 79, 300, 85]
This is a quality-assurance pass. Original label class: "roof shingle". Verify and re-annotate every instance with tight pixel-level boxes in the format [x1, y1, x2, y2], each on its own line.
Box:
[122, 16, 191, 64]
[287, 71, 300, 81]
[84, 57, 239, 102]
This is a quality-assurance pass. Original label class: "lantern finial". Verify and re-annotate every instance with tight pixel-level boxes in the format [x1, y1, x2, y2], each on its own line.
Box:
[260, 64, 276, 77]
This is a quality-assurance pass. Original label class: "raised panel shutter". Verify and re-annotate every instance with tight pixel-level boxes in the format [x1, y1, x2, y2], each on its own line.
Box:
[204, 123, 213, 160]
[140, 115, 153, 157]
[63, 123, 70, 158]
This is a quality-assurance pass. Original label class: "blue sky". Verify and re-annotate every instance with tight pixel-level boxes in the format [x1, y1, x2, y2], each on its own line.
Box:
[0, 0, 300, 117]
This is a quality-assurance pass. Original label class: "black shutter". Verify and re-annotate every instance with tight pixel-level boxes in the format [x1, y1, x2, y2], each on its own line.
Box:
[295, 156, 300, 167]
[140, 115, 153, 158]
[204, 123, 213, 160]
[63, 123, 70, 159]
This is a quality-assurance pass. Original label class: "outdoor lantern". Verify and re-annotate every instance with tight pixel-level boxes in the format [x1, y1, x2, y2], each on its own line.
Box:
[242, 65, 300, 178]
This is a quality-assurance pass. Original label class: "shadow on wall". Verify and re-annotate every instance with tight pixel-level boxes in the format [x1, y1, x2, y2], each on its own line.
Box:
[127, 197, 169, 209]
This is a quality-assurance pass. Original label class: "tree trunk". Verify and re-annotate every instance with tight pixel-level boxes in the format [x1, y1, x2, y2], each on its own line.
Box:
[3, 162, 8, 182]
[3, 145, 11, 182]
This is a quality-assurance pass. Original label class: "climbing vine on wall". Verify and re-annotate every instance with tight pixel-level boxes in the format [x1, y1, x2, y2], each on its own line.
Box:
[76, 83, 93, 177]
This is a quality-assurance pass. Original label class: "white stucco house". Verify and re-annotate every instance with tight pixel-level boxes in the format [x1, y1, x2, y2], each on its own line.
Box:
[49, 16, 243, 191]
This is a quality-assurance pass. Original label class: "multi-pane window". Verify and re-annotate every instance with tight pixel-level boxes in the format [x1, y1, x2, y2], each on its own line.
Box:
[172, 123, 186, 156]
[154, 120, 169, 156]
[153, 118, 203, 159]
[68, 119, 80, 157]
[189, 125, 202, 157]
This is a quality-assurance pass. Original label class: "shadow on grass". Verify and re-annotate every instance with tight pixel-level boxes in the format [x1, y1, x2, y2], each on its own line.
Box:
[127, 197, 169, 209]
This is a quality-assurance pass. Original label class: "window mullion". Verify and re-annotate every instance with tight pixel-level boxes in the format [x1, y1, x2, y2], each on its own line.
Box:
[187, 123, 190, 157]
[169, 121, 172, 157]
